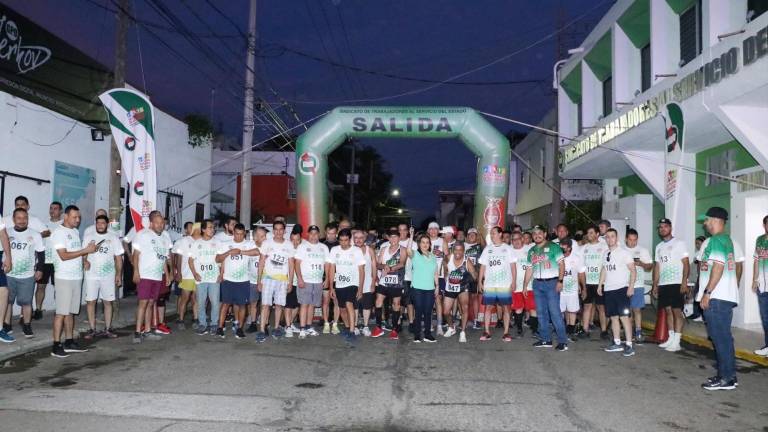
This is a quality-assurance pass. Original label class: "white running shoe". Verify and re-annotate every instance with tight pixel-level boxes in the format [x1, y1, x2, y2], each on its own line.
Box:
[659, 331, 675, 348]
[459, 331, 467, 343]
[362, 327, 372, 337]
[436, 326, 444, 336]
[443, 326, 456, 338]
[299, 330, 307, 339]
[664, 333, 682, 352]
[285, 326, 294, 338]
[331, 322, 340, 335]
[754, 346, 768, 356]
[307, 327, 320, 337]
[289, 324, 300, 333]
[322, 322, 331, 334]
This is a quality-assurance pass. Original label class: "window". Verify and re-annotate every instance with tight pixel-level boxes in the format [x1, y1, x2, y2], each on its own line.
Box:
[679, 2, 702, 66]
[747, 0, 768, 21]
[602, 76, 612, 117]
[520, 164, 526, 184]
[705, 149, 734, 186]
[577, 101, 583, 135]
[195, 203, 205, 222]
[640, 44, 651, 92]
[540, 148, 546, 179]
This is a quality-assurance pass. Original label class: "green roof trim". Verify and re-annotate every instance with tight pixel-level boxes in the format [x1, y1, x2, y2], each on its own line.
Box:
[667, 0, 695, 14]
[560, 62, 582, 103]
[584, 31, 612, 82]
[618, 0, 650, 49]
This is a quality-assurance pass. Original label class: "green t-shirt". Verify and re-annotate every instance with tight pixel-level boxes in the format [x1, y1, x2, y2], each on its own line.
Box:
[527, 242, 564, 280]
[696, 234, 738, 304]
[411, 252, 437, 290]
[754, 234, 768, 292]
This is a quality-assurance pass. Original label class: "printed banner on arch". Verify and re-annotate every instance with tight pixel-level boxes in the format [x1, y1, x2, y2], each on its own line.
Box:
[98, 88, 157, 232]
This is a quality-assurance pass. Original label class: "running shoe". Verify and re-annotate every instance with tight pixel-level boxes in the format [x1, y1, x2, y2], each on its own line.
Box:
[436, 326, 444, 336]
[255, 331, 267, 343]
[216, 327, 225, 338]
[413, 335, 422, 343]
[502, 334, 512, 342]
[353, 327, 361, 336]
[533, 340, 553, 348]
[2, 323, 12, 334]
[555, 343, 568, 352]
[472, 320, 482, 330]
[299, 329, 307, 339]
[143, 332, 162, 341]
[322, 322, 331, 334]
[236, 328, 246, 339]
[443, 327, 456, 338]
[33, 309, 43, 321]
[83, 328, 97, 340]
[423, 334, 436, 343]
[246, 322, 259, 334]
[191, 322, 200, 331]
[155, 323, 172, 335]
[285, 326, 294, 338]
[0, 329, 15, 343]
[623, 345, 636, 357]
[458, 331, 467, 343]
[104, 328, 119, 339]
[63, 340, 89, 353]
[754, 346, 768, 356]
[51, 344, 69, 358]
[479, 332, 492, 341]
[196, 326, 209, 336]
[389, 330, 399, 340]
[381, 323, 393, 332]
[331, 322, 340, 335]
[634, 330, 644, 345]
[702, 378, 736, 391]
[307, 327, 320, 337]
[604, 343, 624, 352]
[272, 327, 284, 340]
[362, 327, 372, 337]
[22, 324, 34, 338]
[371, 326, 385, 338]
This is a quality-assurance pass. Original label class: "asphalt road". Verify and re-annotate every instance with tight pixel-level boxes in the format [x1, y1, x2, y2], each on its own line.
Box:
[1, 324, 767, 432]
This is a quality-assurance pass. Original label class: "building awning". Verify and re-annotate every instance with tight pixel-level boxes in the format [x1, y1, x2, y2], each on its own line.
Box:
[584, 31, 612, 82]
[618, 0, 650, 49]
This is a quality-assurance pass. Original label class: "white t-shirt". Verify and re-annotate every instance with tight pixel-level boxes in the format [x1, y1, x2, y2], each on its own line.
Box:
[430, 237, 447, 277]
[562, 253, 585, 296]
[44, 219, 63, 264]
[602, 246, 635, 291]
[0, 213, 47, 252]
[7, 227, 44, 279]
[295, 241, 330, 284]
[218, 239, 256, 283]
[655, 238, 689, 286]
[132, 229, 172, 281]
[172, 236, 196, 280]
[51, 225, 83, 280]
[510, 246, 530, 292]
[249, 243, 263, 285]
[478, 243, 516, 289]
[360, 245, 374, 293]
[327, 245, 366, 288]
[190, 238, 221, 284]
[261, 238, 295, 281]
[625, 245, 652, 289]
[83, 230, 124, 279]
[400, 239, 417, 281]
[214, 231, 234, 243]
[582, 241, 608, 285]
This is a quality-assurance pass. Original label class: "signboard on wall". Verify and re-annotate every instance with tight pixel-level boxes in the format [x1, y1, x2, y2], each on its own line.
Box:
[52, 160, 95, 235]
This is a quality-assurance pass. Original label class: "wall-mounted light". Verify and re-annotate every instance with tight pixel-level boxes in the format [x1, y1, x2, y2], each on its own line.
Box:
[91, 129, 104, 141]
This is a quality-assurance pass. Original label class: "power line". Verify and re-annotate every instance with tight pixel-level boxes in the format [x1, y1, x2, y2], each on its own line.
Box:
[302, 0, 353, 99]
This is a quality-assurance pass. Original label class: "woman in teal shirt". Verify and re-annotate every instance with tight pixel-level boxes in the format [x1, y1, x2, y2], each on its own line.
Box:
[406, 228, 439, 343]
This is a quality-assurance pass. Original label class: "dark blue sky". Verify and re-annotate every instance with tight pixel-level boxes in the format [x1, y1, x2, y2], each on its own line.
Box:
[3, 0, 611, 220]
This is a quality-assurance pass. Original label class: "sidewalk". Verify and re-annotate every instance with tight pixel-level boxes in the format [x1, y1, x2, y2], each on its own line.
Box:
[0, 296, 176, 362]
[641, 307, 768, 367]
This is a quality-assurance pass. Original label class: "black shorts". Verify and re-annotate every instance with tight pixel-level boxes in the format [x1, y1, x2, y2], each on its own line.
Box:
[377, 285, 403, 298]
[658, 284, 684, 309]
[335, 286, 357, 306]
[604, 287, 630, 317]
[39, 263, 55, 285]
[286, 286, 300, 309]
[359, 292, 375, 310]
[584, 284, 604, 305]
[467, 281, 478, 294]
[442, 287, 468, 299]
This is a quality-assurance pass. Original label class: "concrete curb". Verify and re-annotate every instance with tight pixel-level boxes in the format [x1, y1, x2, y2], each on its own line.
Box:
[642, 320, 768, 367]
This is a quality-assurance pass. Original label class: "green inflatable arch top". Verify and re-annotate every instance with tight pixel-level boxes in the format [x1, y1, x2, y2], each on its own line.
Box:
[296, 107, 510, 238]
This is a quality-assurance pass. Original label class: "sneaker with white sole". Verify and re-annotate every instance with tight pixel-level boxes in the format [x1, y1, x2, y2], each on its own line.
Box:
[436, 326, 444, 336]
[754, 346, 768, 356]
[362, 327, 371, 337]
[443, 327, 456, 338]
[285, 326, 294, 338]
[307, 327, 320, 336]
[331, 322, 340, 335]
[299, 330, 307, 339]
[604, 343, 624, 352]
[658, 331, 675, 348]
[322, 322, 331, 334]
[458, 331, 467, 343]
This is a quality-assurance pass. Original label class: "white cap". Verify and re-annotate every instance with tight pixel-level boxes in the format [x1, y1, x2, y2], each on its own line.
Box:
[440, 226, 454, 235]
[428, 222, 440, 230]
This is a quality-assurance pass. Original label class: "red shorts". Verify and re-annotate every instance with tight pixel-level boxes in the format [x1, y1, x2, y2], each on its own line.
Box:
[137, 279, 163, 300]
[512, 291, 536, 311]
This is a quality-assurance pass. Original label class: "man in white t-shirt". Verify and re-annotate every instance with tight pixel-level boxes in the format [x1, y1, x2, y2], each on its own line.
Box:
[214, 216, 237, 243]
[246, 226, 268, 333]
[0, 211, 12, 343]
[326, 228, 366, 342]
[510, 231, 535, 338]
[215, 223, 259, 339]
[131, 211, 172, 343]
[560, 238, 585, 339]
[82, 214, 124, 339]
[598, 228, 637, 357]
[653, 218, 690, 351]
[294, 225, 329, 338]
[580, 225, 609, 339]
[82, 208, 108, 239]
[478, 226, 516, 342]
[51, 205, 97, 357]
[255, 221, 295, 342]
[4, 208, 45, 339]
[34, 201, 62, 320]
[625, 228, 653, 344]
[172, 222, 199, 329]
[189, 219, 222, 335]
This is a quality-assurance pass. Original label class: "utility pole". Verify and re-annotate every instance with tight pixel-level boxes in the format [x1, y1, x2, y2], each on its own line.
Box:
[348, 141, 356, 223]
[366, 159, 373, 228]
[239, 0, 257, 226]
[109, 0, 129, 230]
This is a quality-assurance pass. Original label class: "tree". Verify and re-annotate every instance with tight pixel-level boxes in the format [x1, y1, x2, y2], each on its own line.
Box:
[184, 114, 214, 148]
[327, 141, 404, 229]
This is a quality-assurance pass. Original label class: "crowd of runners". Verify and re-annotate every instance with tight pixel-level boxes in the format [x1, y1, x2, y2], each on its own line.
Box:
[0, 194, 767, 392]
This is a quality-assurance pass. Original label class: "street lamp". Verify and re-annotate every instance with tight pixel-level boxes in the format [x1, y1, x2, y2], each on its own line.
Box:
[552, 47, 585, 90]
[397, 208, 403, 214]
[392, 189, 400, 197]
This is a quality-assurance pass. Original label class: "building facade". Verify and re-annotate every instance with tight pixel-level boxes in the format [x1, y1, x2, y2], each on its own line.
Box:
[557, 0, 768, 327]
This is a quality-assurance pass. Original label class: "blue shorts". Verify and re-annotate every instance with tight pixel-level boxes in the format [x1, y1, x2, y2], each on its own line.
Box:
[630, 287, 645, 309]
[0, 267, 7, 287]
[250, 283, 261, 304]
[221, 280, 250, 305]
[482, 287, 512, 306]
[605, 287, 631, 317]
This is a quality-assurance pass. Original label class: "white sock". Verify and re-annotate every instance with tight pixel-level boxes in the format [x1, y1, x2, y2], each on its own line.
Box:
[614, 338, 621, 345]
[626, 341, 633, 347]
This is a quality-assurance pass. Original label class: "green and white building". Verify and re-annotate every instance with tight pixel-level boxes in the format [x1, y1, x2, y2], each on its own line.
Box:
[557, 0, 768, 328]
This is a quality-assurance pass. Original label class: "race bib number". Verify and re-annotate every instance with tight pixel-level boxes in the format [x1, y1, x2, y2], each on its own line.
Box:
[446, 270, 463, 292]
[383, 274, 399, 285]
[336, 273, 351, 284]
[200, 263, 216, 272]
[489, 258, 502, 267]
[270, 254, 286, 268]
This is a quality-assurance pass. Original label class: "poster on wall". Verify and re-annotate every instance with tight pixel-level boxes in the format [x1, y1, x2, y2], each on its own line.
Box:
[52, 160, 95, 235]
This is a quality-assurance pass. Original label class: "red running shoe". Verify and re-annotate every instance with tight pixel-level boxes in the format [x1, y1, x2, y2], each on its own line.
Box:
[388, 330, 399, 340]
[155, 323, 171, 335]
[371, 326, 385, 338]
[480, 332, 492, 341]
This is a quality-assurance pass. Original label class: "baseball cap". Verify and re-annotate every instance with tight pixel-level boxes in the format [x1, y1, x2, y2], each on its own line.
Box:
[698, 206, 729, 222]
[308, 225, 320, 232]
[467, 228, 478, 234]
[291, 224, 303, 235]
[428, 222, 440, 230]
[658, 218, 672, 226]
[598, 219, 611, 226]
[531, 225, 546, 232]
[440, 226, 454, 235]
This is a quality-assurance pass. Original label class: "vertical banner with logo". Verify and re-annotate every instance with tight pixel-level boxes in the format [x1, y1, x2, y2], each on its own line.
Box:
[662, 102, 685, 225]
[98, 88, 157, 231]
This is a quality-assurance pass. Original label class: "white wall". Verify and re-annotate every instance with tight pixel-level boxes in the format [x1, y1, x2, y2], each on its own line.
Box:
[612, 22, 641, 107]
[581, 62, 603, 129]
[703, 0, 747, 48]
[650, 0, 680, 84]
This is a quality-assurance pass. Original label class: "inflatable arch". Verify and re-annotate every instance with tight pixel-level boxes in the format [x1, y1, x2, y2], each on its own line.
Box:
[295, 107, 510, 238]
